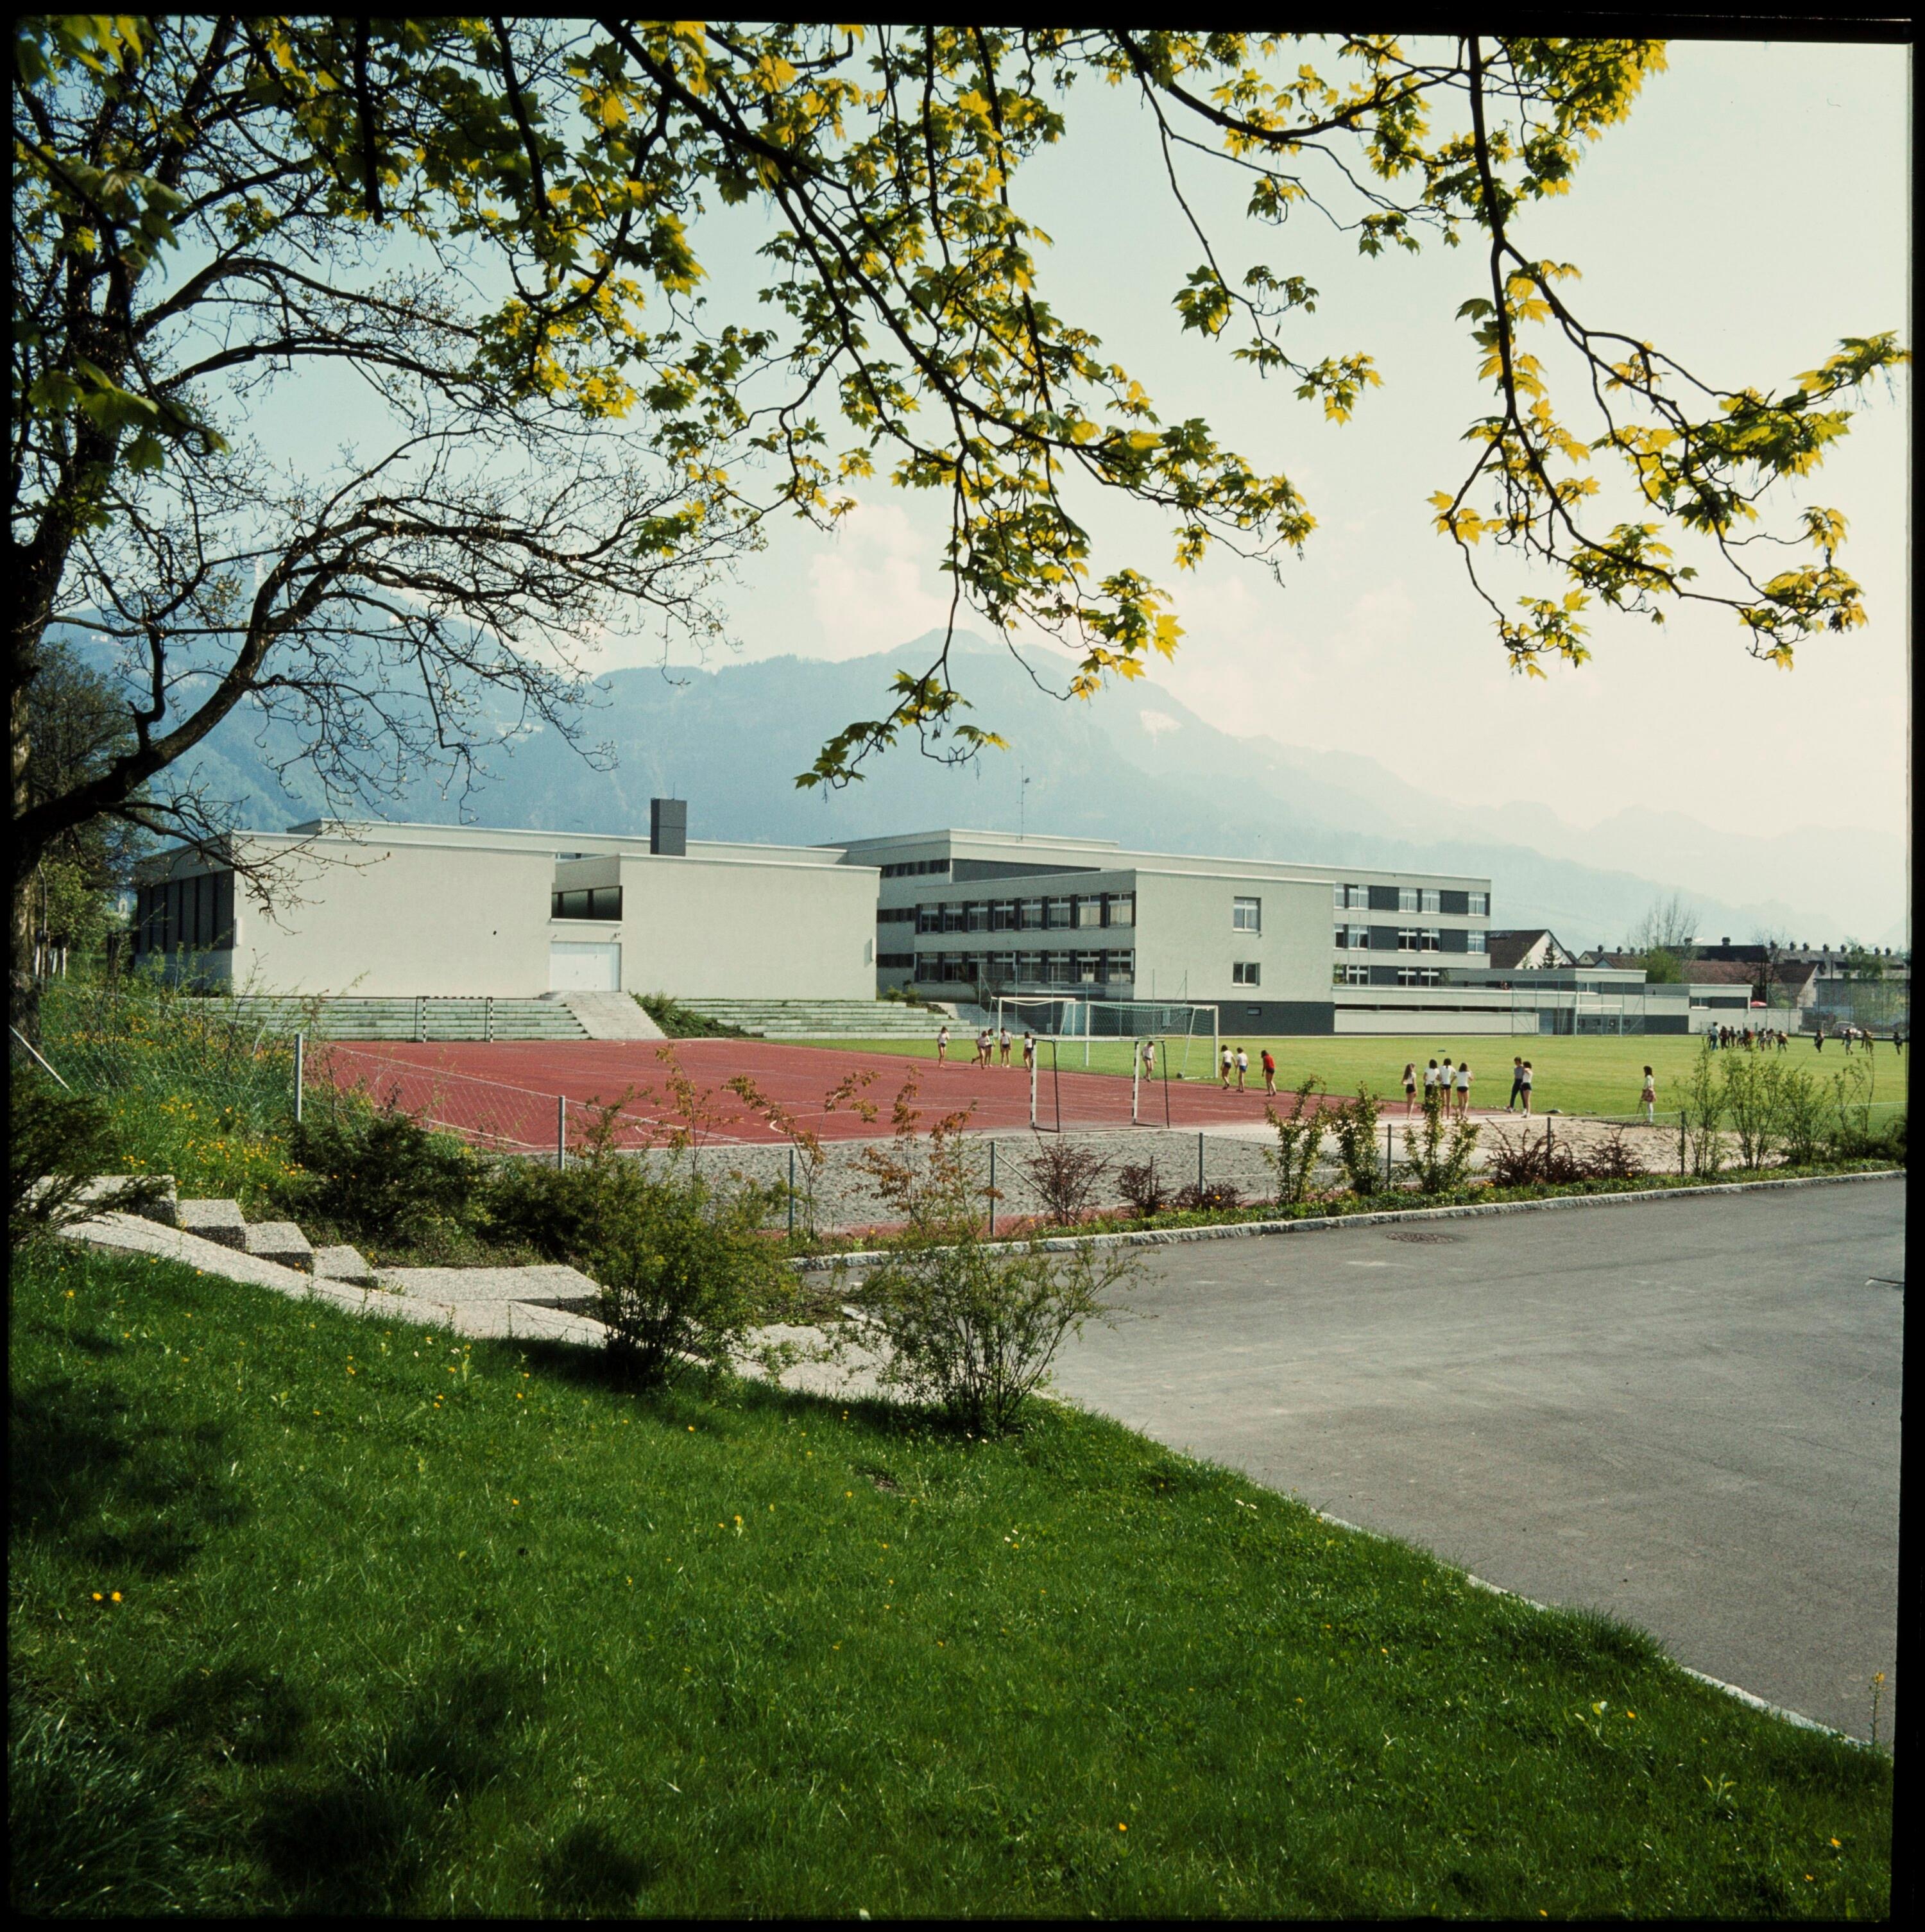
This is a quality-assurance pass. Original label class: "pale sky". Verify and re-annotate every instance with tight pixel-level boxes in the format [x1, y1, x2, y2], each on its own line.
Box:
[645, 38, 1912, 850]
[229, 37, 1910, 851]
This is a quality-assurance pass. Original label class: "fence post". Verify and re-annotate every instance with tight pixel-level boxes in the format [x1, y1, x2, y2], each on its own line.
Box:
[557, 1093, 567, 1172]
[988, 1139, 997, 1237]
[294, 1030, 305, 1125]
[486, 995, 493, 1044]
[1384, 1119, 1392, 1186]
[1679, 1107, 1687, 1178]
[1197, 1129, 1205, 1195]
[1132, 1043, 1140, 1126]
[416, 995, 425, 1043]
[787, 1147, 796, 1238]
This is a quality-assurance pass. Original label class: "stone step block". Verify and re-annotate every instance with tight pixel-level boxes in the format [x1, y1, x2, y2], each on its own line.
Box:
[244, 1220, 314, 1268]
[311, 1243, 379, 1288]
[176, 1198, 248, 1249]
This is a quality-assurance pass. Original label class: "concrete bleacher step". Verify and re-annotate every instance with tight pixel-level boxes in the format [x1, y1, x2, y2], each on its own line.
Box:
[676, 998, 946, 1038]
[211, 996, 588, 1042]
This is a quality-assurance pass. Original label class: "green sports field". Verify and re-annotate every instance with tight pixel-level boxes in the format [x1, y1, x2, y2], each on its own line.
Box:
[792, 1030, 1909, 1124]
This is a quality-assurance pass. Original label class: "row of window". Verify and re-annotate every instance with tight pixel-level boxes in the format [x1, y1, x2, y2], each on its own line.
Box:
[1333, 884, 1490, 917]
[903, 894, 1136, 934]
[132, 873, 235, 955]
[552, 887, 624, 921]
[1335, 926, 1487, 953]
[879, 858, 952, 878]
[1334, 964, 1446, 987]
[900, 951, 1136, 986]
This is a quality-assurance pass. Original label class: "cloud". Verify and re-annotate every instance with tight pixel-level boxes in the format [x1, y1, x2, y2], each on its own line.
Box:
[806, 499, 954, 661]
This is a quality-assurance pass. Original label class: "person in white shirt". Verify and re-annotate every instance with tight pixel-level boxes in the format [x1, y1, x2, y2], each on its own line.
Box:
[936, 1024, 950, 1066]
[1234, 1046, 1249, 1092]
[1519, 1060, 1534, 1118]
[1641, 1064, 1657, 1124]
[998, 1026, 1011, 1066]
[1022, 1030, 1036, 1071]
[1220, 1043, 1234, 1089]
[1455, 1061, 1472, 1120]
[1423, 1059, 1439, 1108]
[1140, 1038, 1156, 1079]
[1439, 1056, 1456, 1110]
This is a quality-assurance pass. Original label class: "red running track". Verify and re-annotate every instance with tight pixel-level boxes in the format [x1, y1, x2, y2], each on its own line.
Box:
[314, 1037, 1346, 1145]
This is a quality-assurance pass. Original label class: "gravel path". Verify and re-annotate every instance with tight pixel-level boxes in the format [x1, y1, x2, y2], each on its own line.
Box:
[662, 1111, 1697, 1236]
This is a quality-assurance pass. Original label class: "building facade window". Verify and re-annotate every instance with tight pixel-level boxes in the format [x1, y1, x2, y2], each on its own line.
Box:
[1421, 928, 1441, 952]
[1333, 962, 1370, 986]
[552, 886, 623, 921]
[1397, 928, 1420, 952]
[966, 902, 989, 932]
[1046, 898, 1073, 929]
[1075, 898, 1102, 928]
[1104, 950, 1134, 982]
[991, 901, 1017, 931]
[1107, 894, 1134, 927]
[1468, 928, 1487, 954]
[878, 952, 916, 970]
[1346, 884, 1370, 909]
[1347, 924, 1370, 949]
[916, 905, 941, 934]
[1020, 898, 1045, 930]
[1420, 888, 1441, 915]
[1232, 961, 1261, 986]
[1232, 896, 1262, 932]
[1469, 891, 1489, 916]
[1398, 886, 1420, 912]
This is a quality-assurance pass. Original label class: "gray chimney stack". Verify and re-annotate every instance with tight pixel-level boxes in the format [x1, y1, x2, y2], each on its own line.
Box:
[650, 797, 687, 857]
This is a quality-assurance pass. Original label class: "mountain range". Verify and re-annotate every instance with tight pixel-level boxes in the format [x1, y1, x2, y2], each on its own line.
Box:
[127, 629, 1910, 949]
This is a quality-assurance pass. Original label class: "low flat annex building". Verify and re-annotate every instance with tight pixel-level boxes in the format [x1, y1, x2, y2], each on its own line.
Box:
[832, 828, 1494, 1036]
[130, 810, 879, 1000]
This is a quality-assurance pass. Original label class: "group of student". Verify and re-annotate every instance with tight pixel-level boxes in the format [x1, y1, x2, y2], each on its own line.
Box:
[1708, 1025, 1791, 1052]
[1208, 1043, 1278, 1093]
[1812, 1022, 1903, 1055]
[1398, 1055, 1493, 1120]
[936, 1023, 1037, 1072]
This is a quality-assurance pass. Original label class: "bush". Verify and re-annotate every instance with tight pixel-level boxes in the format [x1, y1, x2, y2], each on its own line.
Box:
[282, 1100, 481, 1245]
[1172, 1181, 1244, 1213]
[1672, 1041, 1725, 1178]
[1019, 1136, 1112, 1227]
[854, 1082, 1134, 1434]
[588, 1166, 789, 1387]
[1579, 1125, 1647, 1182]
[860, 1231, 1133, 1437]
[1262, 1079, 1324, 1208]
[1719, 1052, 1784, 1170]
[1401, 1104, 1480, 1197]
[1326, 1086, 1383, 1196]
[1116, 1159, 1168, 1217]
[637, 993, 749, 1039]
[9, 1077, 168, 1249]
[1484, 1124, 1583, 1188]
[1777, 1066, 1827, 1166]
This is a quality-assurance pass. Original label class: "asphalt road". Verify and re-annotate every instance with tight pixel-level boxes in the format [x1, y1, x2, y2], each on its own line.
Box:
[1050, 1180, 1904, 1741]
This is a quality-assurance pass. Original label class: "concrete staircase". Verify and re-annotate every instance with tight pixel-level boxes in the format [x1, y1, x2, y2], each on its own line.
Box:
[673, 998, 950, 1039]
[210, 996, 588, 1041]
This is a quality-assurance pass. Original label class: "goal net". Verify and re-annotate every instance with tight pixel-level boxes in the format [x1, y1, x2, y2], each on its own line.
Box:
[993, 996, 1220, 1082]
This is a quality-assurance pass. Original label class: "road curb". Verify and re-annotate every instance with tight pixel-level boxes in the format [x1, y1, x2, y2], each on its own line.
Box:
[790, 1166, 1903, 1271]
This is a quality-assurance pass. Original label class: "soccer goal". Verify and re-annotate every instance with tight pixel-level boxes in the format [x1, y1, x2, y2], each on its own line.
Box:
[996, 996, 1218, 1068]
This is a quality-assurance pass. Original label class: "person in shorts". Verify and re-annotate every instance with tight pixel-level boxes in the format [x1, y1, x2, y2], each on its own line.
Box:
[1641, 1064, 1657, 1124]
[1439, 1056, 1456, 1108]
[998, 1025, 1011, 1066]
[1455, 1060, 1472, 1120]
[936, 1024, 950, 1066]
[1220, 1043, 1234, 1089]
[1262, 1048, 1278, 1097]
[1507, 1056, 1525, 1111]
[1423, 1059, 1439, 1109]
[1519, 1059, 1534, 1117]
[1139, 1037, 1155, 1081]
[1402, 1062, 1417, 1113]
[1234, 1045, 1249, 1092]
[1022, 1030, 1036, 1072]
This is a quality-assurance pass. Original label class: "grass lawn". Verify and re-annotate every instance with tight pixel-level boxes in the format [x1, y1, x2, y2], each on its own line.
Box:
[794, 1032, 1910, 1124]
[11, 1241, 1891, 1917]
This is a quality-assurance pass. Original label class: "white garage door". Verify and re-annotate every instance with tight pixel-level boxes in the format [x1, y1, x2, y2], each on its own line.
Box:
[549, 941, 622, 992]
